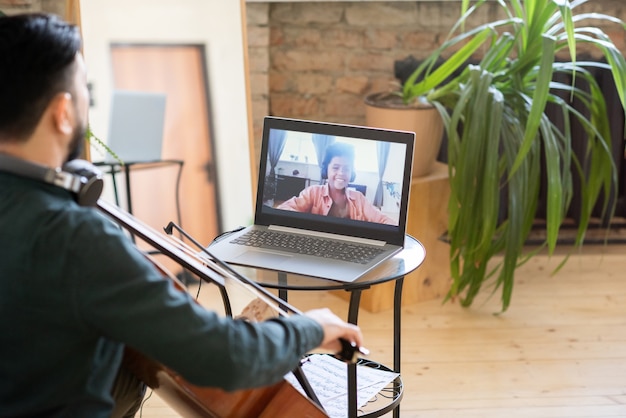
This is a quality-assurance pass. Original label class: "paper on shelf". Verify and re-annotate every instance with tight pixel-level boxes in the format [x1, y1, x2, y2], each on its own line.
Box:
[284, 354, 399, 418]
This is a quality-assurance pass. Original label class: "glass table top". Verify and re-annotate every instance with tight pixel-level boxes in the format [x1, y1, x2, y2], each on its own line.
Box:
[225, 235, 425, 292]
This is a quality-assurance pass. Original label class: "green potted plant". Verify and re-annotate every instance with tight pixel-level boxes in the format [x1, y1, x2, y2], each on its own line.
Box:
[396, 0, 626, 311]
[363, 7, 499, 178]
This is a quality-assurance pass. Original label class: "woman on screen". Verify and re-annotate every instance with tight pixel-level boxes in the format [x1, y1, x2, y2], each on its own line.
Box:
[276, 142, 395, 225]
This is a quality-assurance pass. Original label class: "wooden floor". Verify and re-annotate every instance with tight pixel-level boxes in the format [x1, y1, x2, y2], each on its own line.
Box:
[137, 244, 626, 417]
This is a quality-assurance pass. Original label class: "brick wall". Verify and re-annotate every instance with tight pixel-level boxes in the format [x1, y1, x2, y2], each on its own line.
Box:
[3, 0, 625, 163]
[245, 0, 626, 161]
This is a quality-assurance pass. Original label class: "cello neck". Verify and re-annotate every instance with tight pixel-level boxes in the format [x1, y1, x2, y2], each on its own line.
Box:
[97, 199, 227, 287]
[96, 199, 299, 314]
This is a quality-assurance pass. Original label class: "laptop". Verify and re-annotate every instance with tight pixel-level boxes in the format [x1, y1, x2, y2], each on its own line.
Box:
[100, 90, 167, 163]
[209, 116, 415, 283]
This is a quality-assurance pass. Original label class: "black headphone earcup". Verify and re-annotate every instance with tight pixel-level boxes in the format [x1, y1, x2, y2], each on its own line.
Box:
[75, 175, 104, 206]
[62, 159, 104, 206]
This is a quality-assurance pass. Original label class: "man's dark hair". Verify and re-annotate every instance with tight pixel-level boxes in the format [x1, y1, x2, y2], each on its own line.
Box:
[0, 13, 82, 141]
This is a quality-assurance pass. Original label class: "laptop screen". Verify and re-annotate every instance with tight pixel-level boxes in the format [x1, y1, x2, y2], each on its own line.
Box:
[255, 117, 415, 246]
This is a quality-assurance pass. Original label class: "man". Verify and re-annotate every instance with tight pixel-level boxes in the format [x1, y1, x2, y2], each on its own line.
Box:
[0, 13, 363, 417]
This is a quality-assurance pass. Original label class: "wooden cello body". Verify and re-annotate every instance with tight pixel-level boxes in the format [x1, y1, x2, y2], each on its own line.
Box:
[123, 346, 327, 418]
[97, 200, 328, 418]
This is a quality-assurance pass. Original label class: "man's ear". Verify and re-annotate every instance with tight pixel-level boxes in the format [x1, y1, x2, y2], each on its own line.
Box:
[50, 92, 74, 136]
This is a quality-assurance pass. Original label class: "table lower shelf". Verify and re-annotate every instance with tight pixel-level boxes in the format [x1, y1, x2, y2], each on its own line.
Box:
[297, 355, 403, 418]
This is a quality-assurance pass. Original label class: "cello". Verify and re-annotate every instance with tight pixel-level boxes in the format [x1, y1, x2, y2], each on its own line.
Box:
[97, 199, 364, 417]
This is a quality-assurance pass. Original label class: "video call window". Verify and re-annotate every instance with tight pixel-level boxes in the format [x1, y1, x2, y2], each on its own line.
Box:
[262, 129, 407, 227]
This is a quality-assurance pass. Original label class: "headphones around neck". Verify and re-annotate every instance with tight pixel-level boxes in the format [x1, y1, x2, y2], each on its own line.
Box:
[0, 154, 104, 206]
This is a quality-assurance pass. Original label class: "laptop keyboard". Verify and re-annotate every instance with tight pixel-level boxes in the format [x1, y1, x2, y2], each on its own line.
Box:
[230, 229, 386, 265]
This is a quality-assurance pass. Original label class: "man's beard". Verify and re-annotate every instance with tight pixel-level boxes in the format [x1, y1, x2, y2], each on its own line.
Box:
[66, 122, 86, 163]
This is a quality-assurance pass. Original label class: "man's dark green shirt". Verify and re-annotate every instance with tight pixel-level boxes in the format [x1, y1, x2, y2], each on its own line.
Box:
[0, 171, 323, 417]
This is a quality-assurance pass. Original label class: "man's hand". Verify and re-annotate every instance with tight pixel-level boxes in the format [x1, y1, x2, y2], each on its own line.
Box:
[304, 308, 365, 356]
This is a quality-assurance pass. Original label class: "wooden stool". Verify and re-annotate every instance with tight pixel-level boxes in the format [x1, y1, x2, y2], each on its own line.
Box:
[333, 162, 452, 312]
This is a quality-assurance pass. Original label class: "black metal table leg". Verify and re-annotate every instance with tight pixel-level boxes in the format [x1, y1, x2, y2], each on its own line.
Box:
[124, 164, 132, 214]
[393, 276, 404, 418]
[278, 272, 289, 312]
[348, 289, 362, 418]
[109, 165, 121, 207]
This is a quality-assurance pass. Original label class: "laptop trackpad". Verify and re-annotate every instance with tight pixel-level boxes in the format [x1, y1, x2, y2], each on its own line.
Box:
[236, 250, 291, 266]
